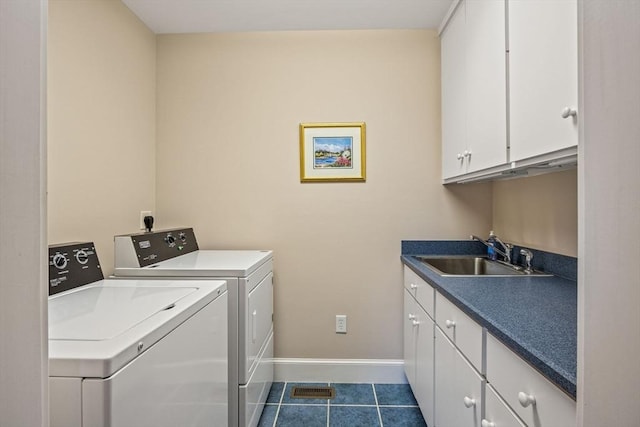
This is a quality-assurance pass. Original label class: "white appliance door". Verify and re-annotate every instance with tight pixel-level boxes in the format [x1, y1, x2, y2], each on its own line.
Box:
[82, 292, 228, 427]
[245, 272, 273, 381]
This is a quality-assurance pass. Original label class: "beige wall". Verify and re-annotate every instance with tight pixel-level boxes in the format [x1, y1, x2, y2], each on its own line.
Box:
[48, 0, 156, 274]
[156, 30, 492, 359]
[492, 169, 577, 256]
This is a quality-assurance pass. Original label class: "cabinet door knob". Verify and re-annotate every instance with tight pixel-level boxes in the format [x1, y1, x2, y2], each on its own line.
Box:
[464, 150, 472, 158]
[408, 314, 416, 320]
[410, 283, 418, 290]
[518, 391, 536, 407]
[445, 319, 456, 329]
[561, 107, 577, 119]
[481, 420, 495, 427]
[412, 320, 420, 326]
[463, 396, 476, 408]
[457, 153, 464, 160]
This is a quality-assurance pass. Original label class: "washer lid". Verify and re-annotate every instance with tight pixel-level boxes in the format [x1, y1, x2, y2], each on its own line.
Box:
[49, 286, 195, 340]
[48, 279, 226, 379]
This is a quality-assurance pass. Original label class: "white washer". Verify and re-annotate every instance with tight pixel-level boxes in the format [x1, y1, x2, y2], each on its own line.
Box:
[48, 242, 228, 427]
[112, 228, 273, 427]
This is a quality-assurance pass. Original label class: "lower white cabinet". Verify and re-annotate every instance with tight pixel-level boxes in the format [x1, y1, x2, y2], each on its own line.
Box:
[435, 327, 484, 427]
[403, 268, 576, 427]
[404, 289, 435, 427]
[483, 383, 526, 427]
[486, 333, 576, 427]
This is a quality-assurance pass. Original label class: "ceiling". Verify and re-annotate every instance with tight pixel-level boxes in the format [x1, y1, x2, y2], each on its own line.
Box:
[121, 0, 454, 34]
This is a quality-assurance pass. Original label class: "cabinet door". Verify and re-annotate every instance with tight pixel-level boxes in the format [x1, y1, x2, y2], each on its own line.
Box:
[404, 290, 435, 427]
[508, 0, 578, 161]
[435, 327, 483, 427]
[415, 310, 435, 427]
[404, 290, 418, 386]
[441, 0, 468, 179]
[465, 0, 507, 173]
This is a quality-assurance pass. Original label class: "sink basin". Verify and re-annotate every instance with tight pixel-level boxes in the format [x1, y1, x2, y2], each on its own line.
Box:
[415, 256, 550, 277]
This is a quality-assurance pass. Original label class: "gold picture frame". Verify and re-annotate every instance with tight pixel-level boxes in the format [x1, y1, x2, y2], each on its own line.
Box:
[299, 122, 366, 182]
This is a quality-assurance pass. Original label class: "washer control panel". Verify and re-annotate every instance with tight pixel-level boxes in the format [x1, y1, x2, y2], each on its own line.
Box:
[49, 242, 104, 296]
[128, 228, 199, 267]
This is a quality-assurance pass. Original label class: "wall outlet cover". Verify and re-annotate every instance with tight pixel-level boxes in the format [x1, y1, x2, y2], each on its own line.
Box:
[336, 315, 347, 334]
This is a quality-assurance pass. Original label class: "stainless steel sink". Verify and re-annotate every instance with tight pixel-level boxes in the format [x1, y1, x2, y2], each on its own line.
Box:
[415, 256, 550, 277]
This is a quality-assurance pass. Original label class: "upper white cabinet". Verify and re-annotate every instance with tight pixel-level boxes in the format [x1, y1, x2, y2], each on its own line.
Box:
[508, 0, 578, 162]
[441, 0, 507, 179]
[440, 0, 578, 183]
[441, 2, 467, 179]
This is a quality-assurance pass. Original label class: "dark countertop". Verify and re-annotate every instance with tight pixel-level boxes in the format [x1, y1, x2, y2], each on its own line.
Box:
[401, 241, 577, 399]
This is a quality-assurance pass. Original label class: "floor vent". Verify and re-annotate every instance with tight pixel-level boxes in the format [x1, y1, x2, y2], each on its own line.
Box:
[291, 386, 336, 399]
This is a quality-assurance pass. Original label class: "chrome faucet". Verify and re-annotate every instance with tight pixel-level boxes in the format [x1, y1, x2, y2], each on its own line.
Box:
[471, 234, 513, 264]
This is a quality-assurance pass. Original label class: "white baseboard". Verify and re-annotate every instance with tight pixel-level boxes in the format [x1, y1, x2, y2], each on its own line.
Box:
[273, 358, 407, 384]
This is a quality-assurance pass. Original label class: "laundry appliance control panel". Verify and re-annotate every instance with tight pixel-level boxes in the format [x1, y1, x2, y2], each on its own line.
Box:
[115, 228, 199, 267]
[48, 242, 103, 295]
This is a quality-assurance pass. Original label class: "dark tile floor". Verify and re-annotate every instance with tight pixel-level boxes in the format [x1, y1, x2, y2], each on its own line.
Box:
[258, 382, 428, 427]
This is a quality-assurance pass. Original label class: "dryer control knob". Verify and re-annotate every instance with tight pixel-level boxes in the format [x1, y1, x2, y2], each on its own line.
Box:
[164, 234, 176, 246]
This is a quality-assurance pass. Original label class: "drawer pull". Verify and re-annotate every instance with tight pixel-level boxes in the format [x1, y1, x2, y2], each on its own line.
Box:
[463, 396, 476, 408]
[410, 283, 418, 290]
[481, 421, 495, 427]
[518, 391, 536, 407]
[445, 319, 456, 329]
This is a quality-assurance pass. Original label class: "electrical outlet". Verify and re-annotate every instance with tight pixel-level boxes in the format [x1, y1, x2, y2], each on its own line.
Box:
[139, 211, 152, 230]
[336, 315, 347, 334]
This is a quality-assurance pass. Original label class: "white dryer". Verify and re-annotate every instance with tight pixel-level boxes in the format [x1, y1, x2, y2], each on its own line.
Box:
[112, 228, 273, 427]
[48, 242, 228, 427]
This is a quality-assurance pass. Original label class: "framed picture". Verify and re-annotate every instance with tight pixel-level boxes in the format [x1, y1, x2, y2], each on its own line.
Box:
[299, 122, 366, 182]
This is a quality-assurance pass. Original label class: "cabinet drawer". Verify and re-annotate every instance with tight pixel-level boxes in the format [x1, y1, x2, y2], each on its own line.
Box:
[486, 334, 576, 427]
[436, 291, 484, 373]
[484, 384, 526, 427]
[403, 266, 434, 317]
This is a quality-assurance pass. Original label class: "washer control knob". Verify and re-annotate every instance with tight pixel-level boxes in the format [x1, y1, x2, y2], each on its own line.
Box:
[52, 253, 68, 270]
[75, 250, 89, 265]
[179, 232, 186, 242]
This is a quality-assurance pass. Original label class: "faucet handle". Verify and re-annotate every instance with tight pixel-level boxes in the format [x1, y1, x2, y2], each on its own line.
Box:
[520, 248, 533, 272]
